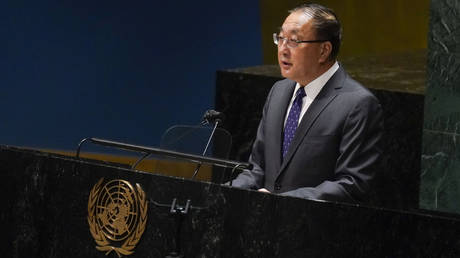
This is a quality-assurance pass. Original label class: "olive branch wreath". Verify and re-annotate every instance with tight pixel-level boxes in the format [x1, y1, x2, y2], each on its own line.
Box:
[88, 178, 148, 257]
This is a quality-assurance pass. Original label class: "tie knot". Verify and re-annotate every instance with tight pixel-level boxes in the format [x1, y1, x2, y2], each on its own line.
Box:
[295, 87, 306, 99]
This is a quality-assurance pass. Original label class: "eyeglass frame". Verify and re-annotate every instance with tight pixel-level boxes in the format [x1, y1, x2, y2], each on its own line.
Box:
[273, 33, 329, 48]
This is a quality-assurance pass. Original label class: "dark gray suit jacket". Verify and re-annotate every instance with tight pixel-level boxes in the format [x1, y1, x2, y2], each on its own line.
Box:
[232, 66, 383, 203]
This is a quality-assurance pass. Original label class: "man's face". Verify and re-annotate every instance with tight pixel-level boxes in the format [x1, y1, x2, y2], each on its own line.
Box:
[278, 11, 324, 85]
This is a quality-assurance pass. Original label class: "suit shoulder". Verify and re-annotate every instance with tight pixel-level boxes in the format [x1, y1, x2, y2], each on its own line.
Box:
[342, 75, 379, 103]
[268, 78, 295, 96]
[272, 78, 295, 88]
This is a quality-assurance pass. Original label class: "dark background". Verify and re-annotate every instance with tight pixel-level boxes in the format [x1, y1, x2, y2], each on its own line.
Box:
[1, 0, 262, 150]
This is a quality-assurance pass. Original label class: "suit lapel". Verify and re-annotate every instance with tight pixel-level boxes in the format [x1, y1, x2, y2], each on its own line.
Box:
[279, 66, 346, 174]
[273, 81, 296, 168]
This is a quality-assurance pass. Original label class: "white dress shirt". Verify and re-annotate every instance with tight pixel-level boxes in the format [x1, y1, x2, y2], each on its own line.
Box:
[284, 61, 340, 126]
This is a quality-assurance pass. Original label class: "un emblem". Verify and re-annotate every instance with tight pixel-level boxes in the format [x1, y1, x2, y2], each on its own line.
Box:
[88, 178, 148, 257]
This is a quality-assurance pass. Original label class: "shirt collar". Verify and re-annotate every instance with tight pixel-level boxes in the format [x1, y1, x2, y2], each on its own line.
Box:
[294, 61, 339, 100]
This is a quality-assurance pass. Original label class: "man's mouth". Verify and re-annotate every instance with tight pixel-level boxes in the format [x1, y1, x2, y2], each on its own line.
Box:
[280, 61, 292, 69]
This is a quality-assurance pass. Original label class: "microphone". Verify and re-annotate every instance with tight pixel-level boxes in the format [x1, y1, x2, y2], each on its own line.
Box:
[201, 109, 225, 125]
[192, 110, 226, 180]
[132, 110, 225, 171]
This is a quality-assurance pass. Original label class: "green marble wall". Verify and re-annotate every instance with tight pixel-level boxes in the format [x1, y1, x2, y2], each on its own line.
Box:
[420, 0, 460, 214]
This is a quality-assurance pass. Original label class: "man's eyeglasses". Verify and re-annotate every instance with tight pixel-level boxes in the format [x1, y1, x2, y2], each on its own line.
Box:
[273, 33, 328, 48]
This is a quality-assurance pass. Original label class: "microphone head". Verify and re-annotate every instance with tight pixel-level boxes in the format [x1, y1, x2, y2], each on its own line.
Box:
[202, 109, 225, 124]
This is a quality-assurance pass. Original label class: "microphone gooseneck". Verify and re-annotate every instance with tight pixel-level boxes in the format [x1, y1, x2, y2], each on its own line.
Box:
[191, 109, 226, 180]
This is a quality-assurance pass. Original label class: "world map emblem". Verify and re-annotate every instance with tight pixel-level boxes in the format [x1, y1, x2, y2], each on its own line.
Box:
[88, 178, 148, 257]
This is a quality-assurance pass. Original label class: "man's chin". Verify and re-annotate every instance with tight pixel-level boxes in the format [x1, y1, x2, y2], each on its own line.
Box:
[280, 70, 294, 80]
[280, 69, 289, 78]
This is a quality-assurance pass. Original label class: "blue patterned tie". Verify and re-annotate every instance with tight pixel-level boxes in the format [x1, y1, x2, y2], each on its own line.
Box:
[282, 87, 306, 157]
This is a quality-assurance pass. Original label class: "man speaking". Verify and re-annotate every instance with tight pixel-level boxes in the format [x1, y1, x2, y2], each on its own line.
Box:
[231, 3, 383, 203]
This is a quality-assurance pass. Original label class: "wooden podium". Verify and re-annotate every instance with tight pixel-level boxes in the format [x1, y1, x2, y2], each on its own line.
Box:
[1, 145, 460, 257]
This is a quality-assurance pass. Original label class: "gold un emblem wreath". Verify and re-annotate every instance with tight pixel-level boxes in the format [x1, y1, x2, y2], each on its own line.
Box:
[88, 178, 148, 257]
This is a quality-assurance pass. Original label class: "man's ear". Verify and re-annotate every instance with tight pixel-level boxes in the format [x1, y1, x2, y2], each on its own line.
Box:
[319, 41, 332, 63]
